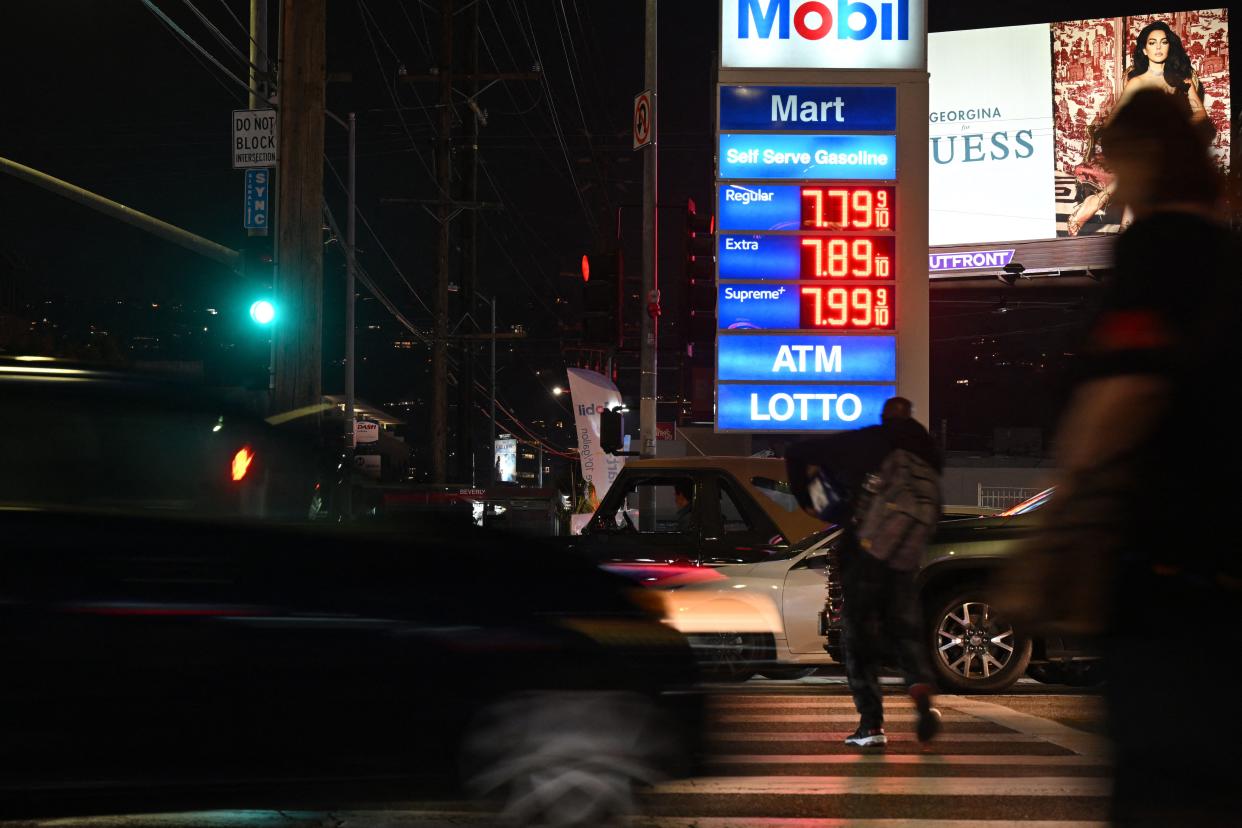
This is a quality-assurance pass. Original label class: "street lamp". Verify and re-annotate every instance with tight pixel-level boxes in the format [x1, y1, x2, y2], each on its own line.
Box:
[552, 386, 564, 396]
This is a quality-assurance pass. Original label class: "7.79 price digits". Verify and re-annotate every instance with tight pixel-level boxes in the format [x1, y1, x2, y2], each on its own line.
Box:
[801, 186, 895, 231]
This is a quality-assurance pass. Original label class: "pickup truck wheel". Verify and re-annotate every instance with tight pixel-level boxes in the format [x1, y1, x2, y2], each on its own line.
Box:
[929, 590, 1031, 693]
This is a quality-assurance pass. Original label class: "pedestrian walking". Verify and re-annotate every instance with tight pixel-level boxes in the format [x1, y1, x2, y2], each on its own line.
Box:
[997, 88, 1241, 826]
[786, 397, 943, 746]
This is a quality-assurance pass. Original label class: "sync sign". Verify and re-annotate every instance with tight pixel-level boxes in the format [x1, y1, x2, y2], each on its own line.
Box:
[717, 383, 893, 431]
[717, 334, 896, 382]
[719, 85, 897, 132]
[719, 133, 896, 180]
[721, 0, 926, 71]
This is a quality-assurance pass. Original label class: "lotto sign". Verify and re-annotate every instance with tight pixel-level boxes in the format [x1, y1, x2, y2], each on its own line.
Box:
[721, 0, 926, 70]
[633, 91, 653, 150]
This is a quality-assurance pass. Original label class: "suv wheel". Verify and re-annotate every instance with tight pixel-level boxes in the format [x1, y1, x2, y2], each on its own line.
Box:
[929, 590, 1031, 693]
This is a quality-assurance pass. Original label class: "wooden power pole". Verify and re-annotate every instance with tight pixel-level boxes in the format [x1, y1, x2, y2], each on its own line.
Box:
[273, 0, 327, 417]
[430, 0, 455, 484]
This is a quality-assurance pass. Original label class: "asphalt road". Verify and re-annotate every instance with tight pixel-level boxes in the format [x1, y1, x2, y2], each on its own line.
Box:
[0, 676, 1110, 827]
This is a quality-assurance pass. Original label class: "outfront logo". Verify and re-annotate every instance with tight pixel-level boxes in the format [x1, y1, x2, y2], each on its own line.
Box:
[738, 0, 910, 43]
[721, 0, 925, 71]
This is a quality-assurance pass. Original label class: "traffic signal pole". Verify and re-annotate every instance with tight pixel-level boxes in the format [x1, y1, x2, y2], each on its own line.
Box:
[640, 0, 659, 460]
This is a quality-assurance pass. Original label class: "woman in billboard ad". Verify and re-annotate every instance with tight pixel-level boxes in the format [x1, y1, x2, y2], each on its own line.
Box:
[1058, 9, 1232, 235]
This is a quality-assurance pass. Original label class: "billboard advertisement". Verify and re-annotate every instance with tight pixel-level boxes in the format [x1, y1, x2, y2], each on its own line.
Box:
[929, 8, 1230, 247]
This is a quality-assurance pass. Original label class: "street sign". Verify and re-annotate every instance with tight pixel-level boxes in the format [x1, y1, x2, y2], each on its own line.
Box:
[243, 168, 271, 230]
[633, 91, 654, 150]
[232, 108, 277, 169]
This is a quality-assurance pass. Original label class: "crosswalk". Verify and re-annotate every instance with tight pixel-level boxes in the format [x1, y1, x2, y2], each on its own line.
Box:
[631, 686, 1113, 825]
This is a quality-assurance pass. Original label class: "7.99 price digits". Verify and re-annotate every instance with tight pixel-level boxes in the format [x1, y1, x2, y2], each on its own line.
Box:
[800, 286, 893, 330]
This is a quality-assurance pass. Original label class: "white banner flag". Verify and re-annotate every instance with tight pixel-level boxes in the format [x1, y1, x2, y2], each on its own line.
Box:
[566, 367, 627, 509]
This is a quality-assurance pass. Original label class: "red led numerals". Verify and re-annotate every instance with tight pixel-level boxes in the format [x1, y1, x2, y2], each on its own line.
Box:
[801, 187, 894, 231]
[799, 237, 894, 279]
[799, 286, 894, 330]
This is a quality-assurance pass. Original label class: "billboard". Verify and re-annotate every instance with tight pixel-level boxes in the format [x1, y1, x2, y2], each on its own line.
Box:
[929, 8, 1230, 247]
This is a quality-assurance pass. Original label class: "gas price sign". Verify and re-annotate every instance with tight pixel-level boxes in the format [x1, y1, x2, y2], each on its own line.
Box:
[715, 84, 899, 432]
[801, 285, 894, 330]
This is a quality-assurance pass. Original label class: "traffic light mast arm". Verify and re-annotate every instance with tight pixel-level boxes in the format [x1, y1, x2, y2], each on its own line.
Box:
[0, 154, 241, 271]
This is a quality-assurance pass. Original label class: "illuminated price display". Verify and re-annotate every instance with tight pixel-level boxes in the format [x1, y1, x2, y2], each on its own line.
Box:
[800, 286, 894, 330]
[801, 186, 895, 231]
[799, 236, 895, 279]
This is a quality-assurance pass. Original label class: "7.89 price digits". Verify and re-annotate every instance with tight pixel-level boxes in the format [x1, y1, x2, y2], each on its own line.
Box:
[800, 236, 895, 279]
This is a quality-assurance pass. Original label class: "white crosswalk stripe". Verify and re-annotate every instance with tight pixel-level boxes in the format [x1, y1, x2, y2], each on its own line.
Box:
[643, 687, 1113, 826]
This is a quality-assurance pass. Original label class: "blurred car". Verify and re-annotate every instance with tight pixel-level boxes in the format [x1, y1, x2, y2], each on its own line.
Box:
[0, 513, 701, 826]
[661, 494, 1094, 692]
[567, 457, 1088, 691]
[0, 356, 320, 519]
[0, 359, 703, 825]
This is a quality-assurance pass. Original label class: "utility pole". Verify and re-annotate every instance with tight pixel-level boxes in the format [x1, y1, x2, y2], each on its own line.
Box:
[248, 0, 269, 110]
[640, 0, 659, 460]
[345, 112, 357, 458]
[273, 0, 327, 417]
[431, 0, 454, 484]
[458, 0, 481, 486]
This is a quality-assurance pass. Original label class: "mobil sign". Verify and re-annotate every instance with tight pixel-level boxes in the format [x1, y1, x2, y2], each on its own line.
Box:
[721, 0, 926, 70]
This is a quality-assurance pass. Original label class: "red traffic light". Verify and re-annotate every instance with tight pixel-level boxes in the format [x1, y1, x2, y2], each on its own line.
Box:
[581, 254, 590, 283]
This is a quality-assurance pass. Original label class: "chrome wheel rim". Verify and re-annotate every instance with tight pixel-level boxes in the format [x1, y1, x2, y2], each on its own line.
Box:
[936, 600, 1016, 681]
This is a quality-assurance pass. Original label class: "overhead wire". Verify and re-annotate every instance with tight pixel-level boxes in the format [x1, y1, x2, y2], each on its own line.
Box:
[213, 0, 269, 60]
[515, 2, 599, 239]
[140, 0, 255, 99]
[177, 0, 270, 81]
[323, 156, 436, 318]
[356, 0, 444, 197]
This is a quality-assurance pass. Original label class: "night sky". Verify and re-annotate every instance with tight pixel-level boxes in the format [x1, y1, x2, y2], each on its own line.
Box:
[0, 1, 1233, 477]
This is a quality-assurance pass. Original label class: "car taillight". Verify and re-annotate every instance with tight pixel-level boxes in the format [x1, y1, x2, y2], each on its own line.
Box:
[231, 446, 255, 482]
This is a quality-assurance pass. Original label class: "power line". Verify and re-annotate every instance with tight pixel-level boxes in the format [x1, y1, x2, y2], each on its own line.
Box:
[213, 0, 272, 65]
[324, 156, 437, 318]
[177, 0, 269, 81]
[140, 0, 254, 99]
[356, 0, 444, 198]
[516, 2, 598, 239]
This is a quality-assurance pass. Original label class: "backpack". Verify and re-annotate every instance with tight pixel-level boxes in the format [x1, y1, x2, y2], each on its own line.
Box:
[853, 448, 942, 571]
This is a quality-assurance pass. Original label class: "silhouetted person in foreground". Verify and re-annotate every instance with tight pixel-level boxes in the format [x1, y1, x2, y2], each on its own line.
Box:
[787, 397, 943, 747]
[1000, 88, 1241, 826]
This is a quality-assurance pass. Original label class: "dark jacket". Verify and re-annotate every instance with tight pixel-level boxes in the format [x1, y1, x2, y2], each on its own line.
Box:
[785, 419, 942, 517]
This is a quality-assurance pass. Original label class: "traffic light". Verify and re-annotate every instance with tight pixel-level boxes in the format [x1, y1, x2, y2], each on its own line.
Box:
[243, 248, 277, 326]
[599, 406, 623, 454]
[248, 299, 276, 325]
[683, 199, 716, 351]
[583, 249, 621, 347]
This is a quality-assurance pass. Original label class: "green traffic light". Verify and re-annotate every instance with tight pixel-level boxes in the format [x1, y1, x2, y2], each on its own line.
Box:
[249, 299, 276, 325]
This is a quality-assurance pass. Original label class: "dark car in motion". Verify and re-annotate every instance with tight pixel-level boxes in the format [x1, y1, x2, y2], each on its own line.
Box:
[0, 513, 701, 825]
[0, 359, 702, 826]
[0, 357, 320, 519]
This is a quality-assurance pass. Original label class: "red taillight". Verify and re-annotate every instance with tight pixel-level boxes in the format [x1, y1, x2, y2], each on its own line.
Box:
[231, 446, 255, 482]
